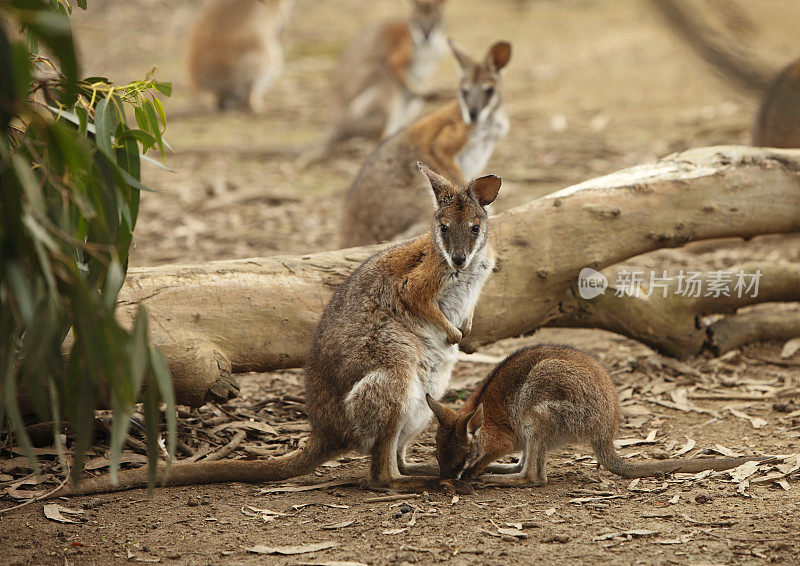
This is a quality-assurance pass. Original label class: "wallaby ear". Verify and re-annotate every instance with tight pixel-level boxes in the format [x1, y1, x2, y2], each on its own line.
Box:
[467, 404, 484, 436]
[485, 41, 512, 71]
[448, 38, 476, 74]
[468, 174, 501, 206]
[418, 161, 455, 206]
[426, 393, 449, 423]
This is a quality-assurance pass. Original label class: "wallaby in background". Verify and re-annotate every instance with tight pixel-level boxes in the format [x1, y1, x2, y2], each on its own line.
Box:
[64, 164, 501, 497]
[298, 0, 448, 166]
[187, 0, 293, 112]
[427, 345, 771, 484]
[752, 57, 800, 148]
[340, 40, 511, 248]
[649, 0, 799, 148]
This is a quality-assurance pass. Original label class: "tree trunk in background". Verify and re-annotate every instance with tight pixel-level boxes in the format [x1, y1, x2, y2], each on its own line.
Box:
[109, 146, 800, 407]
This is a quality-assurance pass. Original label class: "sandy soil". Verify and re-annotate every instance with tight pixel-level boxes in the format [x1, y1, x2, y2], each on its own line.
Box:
[1, 0, 799, 564]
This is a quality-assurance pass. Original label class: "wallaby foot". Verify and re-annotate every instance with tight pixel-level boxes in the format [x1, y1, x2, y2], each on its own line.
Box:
[397, 461, 440, 476]
[483, 461, 523, 474]
[368, 476, 473, 494]
[477, 473, 546, 488]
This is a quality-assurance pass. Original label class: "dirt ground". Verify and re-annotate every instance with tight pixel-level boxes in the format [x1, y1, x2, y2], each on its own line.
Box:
[2, 0, 800, 564]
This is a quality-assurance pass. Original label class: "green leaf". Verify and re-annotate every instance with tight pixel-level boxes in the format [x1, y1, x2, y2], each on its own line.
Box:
[152, 81, 172, 97]
[118, 128, 157, 151]
[75, 105, 88, 135]
[152, 97, 167, 128]
[102, 257, 125, 309]
[93, 98, 115, 157]
[5, 260, 35, 325]
[142, 98, 165, 159]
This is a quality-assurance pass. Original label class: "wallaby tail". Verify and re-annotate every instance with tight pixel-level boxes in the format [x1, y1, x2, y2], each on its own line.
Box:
[649, 0, 773, 95]
[594, 440, 770, 479]
[294, 127, 346, 170]
[62, 434, 331, 498]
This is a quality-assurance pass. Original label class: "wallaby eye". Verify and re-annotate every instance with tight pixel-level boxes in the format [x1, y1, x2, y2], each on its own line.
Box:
[485, 86, 495, 98]
[471, 224, 480, 234]
[461, 88, 469, 99]
[440, 223, 448, 234]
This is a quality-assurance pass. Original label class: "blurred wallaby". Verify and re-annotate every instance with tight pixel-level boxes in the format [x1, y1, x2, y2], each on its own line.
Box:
[188, 0, 293, 112]
[296, 0, 447, 166]
[340, 40, 511, 248]
[650, 0, 800, 147]
[331, 0, 448, 141]
[752, 57, 800, 148]
[427, 345, 771, 484]
[64, 163, 501, 497]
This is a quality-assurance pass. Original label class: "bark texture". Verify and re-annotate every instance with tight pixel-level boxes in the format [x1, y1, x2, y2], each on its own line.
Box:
[114, 146, 800, 406]
[552, 263, 800, 358]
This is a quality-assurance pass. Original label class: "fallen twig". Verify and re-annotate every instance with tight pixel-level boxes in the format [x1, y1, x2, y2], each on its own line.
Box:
[204, 430, 246, 462]
[0, 475, 68, 516]
[364, 493, 421, 503]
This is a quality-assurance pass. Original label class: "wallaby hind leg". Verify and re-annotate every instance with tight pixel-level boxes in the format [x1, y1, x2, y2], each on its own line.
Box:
[397, 444, 439, 476]
[369, 410, 469, 493]
[484, 452, 525, 474]
[475, 439, 547, 487]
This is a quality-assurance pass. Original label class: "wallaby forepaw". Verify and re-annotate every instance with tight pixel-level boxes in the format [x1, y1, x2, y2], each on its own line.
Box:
[447, 329, 463, 345]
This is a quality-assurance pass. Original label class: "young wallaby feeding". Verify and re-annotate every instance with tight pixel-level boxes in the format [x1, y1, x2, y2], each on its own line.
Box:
[187, 0, 293, 112]
[329, 0, 448, 143]
[64, 164, 501, 497]
[427, 345, 769, 485]
[752, 57, 800, 148]
[339, 40, 511, 248]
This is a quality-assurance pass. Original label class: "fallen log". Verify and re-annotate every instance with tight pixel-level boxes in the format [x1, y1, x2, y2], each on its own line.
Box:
[552, 262, 800, 358]
[114, 146, 800, 407]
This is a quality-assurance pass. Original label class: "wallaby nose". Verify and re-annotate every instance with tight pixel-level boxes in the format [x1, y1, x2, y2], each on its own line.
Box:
[468, 109, 479, 122]
[452, 254, 466, 267]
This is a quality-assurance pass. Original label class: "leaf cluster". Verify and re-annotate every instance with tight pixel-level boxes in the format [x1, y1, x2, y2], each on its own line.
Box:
[1, 0, 175, 487]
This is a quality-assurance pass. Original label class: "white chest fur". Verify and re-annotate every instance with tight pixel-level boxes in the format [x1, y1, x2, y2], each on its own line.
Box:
[457, 110, 510, 181]
[437, 250, 495, 329]
[408, 27, 447, 87]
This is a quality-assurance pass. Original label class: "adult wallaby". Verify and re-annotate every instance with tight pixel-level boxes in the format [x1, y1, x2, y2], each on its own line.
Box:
[296, 0, 448, 167]
[331, 0, 448, 142]
[64, 164, 501, 497]
[339, 39, 511, 248]
[752, 57, 800, 148]
[427, 345, 771, 484]
[187, 0, 293, 112]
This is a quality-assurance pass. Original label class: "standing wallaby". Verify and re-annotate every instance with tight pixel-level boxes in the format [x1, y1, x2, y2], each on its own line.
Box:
[330, 0, 448, 142]
[339, 40, 511, 248]
[427, 345, 770, 484]
[752, 57, 800, 148]
[64, 164, 501, 497]
[187, 0, 293, 112]
[296, 0, 447, 167]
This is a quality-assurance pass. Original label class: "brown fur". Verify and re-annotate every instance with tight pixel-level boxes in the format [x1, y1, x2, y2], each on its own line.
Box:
[327, 0, 448, 143]
[187, 0, 292, 112]
[428, 345, 770, 485]
[753, 57, 800, 148]
[65, 165, 500, 497]
[340, 40, 511, 248]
